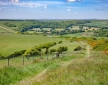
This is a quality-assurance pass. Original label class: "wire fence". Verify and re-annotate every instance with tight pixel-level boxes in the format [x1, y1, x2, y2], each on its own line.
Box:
[5, 51, 82, 67]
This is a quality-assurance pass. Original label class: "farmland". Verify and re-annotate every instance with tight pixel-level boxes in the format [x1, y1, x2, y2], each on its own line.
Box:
[0, 20, 108, 85]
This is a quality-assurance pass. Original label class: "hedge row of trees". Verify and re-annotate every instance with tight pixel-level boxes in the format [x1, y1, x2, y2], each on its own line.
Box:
[0, 41, 68, 60]
[0, 50, 26, 60]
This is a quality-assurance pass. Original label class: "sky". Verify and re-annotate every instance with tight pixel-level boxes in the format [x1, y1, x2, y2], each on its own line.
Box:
[0, 0, 108, 19]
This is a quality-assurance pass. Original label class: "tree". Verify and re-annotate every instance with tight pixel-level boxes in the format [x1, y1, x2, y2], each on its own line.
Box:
[57, 46, 68, 54]
[23, 48, 41, 59]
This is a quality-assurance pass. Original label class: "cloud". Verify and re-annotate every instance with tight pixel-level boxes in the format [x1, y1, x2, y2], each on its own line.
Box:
[9, 0, 19, 3]
[0, 1, 64, 8]
[67, 8, 71, 11]
[0, 8, 1, 10]
[44, 6, 47, 9]
[0, 0, 19, 3]
[66, 0, 83, 2]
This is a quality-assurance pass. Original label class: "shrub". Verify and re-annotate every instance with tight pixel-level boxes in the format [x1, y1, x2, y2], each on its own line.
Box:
[74, 46, 82, 51]
[58, 41, 62, 44]
[50, 49, 56, 53]
[57, 46, 68, 53]
[14, 50, 26, 57]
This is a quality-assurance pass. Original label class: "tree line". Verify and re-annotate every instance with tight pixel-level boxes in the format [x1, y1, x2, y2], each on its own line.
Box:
[0, 41, 68, 60]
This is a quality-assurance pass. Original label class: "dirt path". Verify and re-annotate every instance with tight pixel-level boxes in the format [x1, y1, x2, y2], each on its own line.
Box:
[14, 69, 47, 85]
[80, 41, 91, 58]
[14, 59, 77, 85]
[0, 26, 15, 33]
[86, 44, 91, 57]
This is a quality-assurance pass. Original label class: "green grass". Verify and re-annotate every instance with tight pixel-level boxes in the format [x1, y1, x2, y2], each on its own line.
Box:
[80, 20, 108, 27]
[50, 41, 81, 52]
[0, 52, 84, 85]
[0, 33, 82, 57]
[35, 52, 108, 85]
[61, 33, 83, 37]
[0, 33, 65, 56]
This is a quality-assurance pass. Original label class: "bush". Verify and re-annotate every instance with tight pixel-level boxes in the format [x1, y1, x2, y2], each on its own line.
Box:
[74, 46, 82, 51]
[57, 46, 68, 53]
[50, 49, 56, 53]
[14, 50, 26, 57]
[58, 41, 62, 44]
[70, 40, 74, 42]
[7, 50, 26, 59]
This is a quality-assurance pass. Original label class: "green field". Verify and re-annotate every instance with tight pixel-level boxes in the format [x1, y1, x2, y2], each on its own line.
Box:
[0, 20, 108, 85]
[0, 33, 66, 56]
[80, 20, 108, 27]
[0, 33, 82, 56]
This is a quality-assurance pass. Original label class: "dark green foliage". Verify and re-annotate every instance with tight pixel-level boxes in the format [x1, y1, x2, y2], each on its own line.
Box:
[18, 20, 91, 32]
[23, 48, 41, 57]
[50, 49, 56, 53]
[7, 50, 26, 59]
[13, 50, 26, 57]
[58, 41, 62, 44]
[70, 40, 73, 42]
[4, 22, 16, 27]
[74, 46, 82, 51]
[94, 30, 108, 37]
[57, 46, 68, 53]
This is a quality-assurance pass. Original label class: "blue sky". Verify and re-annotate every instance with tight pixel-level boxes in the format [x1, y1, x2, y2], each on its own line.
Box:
[0, 0, 108, 19]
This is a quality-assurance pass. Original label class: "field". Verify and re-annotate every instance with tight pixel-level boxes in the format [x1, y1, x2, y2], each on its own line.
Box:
[0, 33, 66, 56]
[80, 20, 108, 27]
[0, 20, 108, 85]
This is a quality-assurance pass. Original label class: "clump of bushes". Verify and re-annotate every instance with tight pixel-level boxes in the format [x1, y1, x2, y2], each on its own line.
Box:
[50, 49, 56, 53]
[7, 50, 26, 58]
[74, 46, 82, 51]
[58, 41, 62, 44]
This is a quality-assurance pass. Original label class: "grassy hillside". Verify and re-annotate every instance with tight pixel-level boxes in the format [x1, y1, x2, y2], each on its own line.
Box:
[0, 20, 108, 85]
[34, 51, 108, 85]
[0, 52, 85, 85]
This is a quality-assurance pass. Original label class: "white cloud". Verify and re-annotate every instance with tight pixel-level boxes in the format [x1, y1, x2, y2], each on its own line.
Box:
[0, 8, 1, 10]
[67, 0, 76, 2]
[66, 0, 83, 2]
[67, 8, 71, 11]
[44, 6, 47, 9]
[0, 1, 64, 8]
[9, 0, 19, 3]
